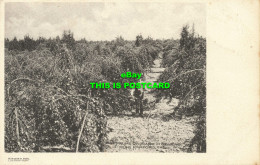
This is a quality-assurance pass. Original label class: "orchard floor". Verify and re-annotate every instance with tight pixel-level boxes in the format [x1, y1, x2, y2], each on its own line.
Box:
[105, 54, 198, 152]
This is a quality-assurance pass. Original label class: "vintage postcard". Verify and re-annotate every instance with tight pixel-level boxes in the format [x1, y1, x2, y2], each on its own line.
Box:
[0, 0, 259, 164]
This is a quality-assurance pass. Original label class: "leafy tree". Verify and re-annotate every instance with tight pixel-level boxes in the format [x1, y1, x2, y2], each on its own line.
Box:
[135, 34, 143, 47]
[61, 30, 76, 50]
[5, 31, 163, 152]
[22, 35, 37, 51]
[5, 45, 107, 152]
[153, 25, 206, 152]
[180, 25, 196, 54]
[8, 37, 21, 51]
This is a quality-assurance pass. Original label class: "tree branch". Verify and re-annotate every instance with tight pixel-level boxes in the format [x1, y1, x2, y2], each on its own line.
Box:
[166, 69, 205, 82]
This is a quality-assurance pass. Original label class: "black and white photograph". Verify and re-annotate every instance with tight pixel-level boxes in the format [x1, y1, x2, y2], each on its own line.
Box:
[1, 0, 260, 164]
[4, 2, 206, 153]
[2, 1, 259, 164]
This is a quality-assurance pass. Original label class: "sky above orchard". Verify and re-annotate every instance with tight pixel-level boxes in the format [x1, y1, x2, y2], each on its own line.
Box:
[5, 2, 206, 41]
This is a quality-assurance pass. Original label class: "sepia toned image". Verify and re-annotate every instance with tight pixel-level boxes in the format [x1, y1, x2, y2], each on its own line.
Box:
[4, 2, 206, 153]
[0, 0, 259, 164]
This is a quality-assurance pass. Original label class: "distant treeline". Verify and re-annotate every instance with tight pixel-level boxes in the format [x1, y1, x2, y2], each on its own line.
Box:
[5, 30, 171, 52]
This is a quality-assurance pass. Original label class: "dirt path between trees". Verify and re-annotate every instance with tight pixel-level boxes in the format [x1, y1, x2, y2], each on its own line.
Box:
[106, 53, 197, 152]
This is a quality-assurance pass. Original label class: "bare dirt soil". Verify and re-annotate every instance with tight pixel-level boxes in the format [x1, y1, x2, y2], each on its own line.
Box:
[106, 54, 197, 152]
